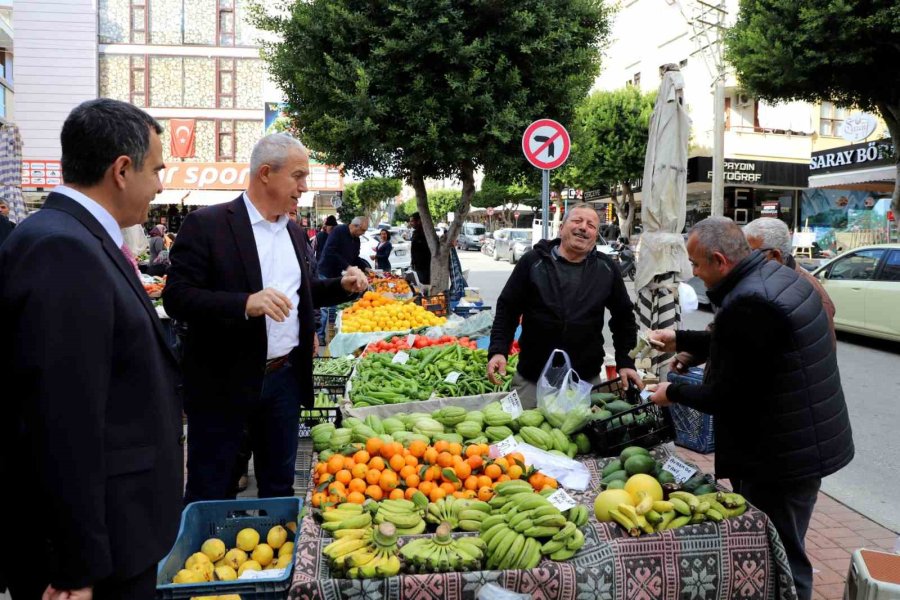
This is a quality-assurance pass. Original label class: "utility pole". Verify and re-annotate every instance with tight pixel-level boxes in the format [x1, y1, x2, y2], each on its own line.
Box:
[678, 0, 729, 216]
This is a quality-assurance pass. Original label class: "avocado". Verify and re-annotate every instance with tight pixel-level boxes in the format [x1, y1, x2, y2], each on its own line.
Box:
[619, 446, 651, 463]
[693, 484, 718, 495]
[624, 454, 657, 476]
[606, 479, 626, 490]
[656, 470, 676, 485]
[600, 469, 628, 484]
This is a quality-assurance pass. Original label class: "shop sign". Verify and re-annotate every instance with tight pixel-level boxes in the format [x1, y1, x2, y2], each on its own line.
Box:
[761, 201, 780, 216]
[839, 113, 878, 142]
[22, 160, 62, 188]
[160, 162, 251, 189]
[688, 156, 808, 188]
[810, 140, 893, 173]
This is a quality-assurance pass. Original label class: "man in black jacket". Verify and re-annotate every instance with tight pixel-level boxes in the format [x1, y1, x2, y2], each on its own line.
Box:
[317, 216, 370, 277]
[649, 216, 853, 600]
[409, 212, 431, 286]
[487, 203, 642, 402]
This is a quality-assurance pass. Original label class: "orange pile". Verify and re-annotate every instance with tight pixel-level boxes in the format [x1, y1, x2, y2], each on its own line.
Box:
[342, 291, 397, 316]
[311, 438, 558, 509]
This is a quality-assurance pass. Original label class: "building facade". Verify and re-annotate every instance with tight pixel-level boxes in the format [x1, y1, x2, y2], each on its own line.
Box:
[12, 0, 342, 224]
[591, 0, 892, 247]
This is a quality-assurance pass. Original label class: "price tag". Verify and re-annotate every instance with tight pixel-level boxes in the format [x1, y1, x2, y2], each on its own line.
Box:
[407, 334, 416, 347]
[500, 390, 524, 418]
[392, 351, 409, 365]
[444, 371, 461, 384]
[546, 489, 578, 512]
[490, 436, 519, 458]
[662, 456, 698, 484]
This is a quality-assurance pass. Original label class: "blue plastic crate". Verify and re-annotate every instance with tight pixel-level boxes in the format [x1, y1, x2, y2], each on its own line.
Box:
[667, 367, 715, 454]
[156, 497, 302, 599]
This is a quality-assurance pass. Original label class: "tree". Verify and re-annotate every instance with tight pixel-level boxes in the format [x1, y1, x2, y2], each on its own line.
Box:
[473, 177, 538, 227]
[336, 182, 362, 224]
[401, 189, 461, 225]
[724, 0, 900, 231]
[356, 177, 402, 223]
[569, 87, 655, 237]
[254, 0, 611, 291]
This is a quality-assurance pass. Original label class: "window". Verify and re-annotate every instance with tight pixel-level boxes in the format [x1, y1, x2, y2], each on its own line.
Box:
[826, 249, 885, 281]
[217, 58, 235, 108]
[218, 0, 235, 46]
[217, 120, 235, 161]
[633, 72, 641, 87]
[679, 58, 688, 68]
[130, 55, 148, 107]
[131, 0, 148, 44]
[879, 250, 900, 282]
[820, 101, 847, 137]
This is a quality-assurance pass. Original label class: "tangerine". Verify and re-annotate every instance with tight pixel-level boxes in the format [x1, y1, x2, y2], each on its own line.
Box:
[455, 462, 472, 480]
[507, 465, 523, 480]
[365, 484, 383, 500]
[433, 440, 450, 453]
[353, 450, 370, 465]
[447, 442, 463, 456]
[467, 455, 484, 471]
[423, 448, 438, 465]
[464, 476, 479, 491]
[436, 452, 454, 468]
[379, 470, 399, 491]
[418, 481, 435, 497]
[349, 478, 367, 493]
[326, 455, 344, 474]
[347, 491, 366, 504]
[335, 469, 352, 485]
[477, 486, 494, 502]
[368, 456, 385, 471]
[429, 487, 446, 502]
[365, 469, 382, 485]
[389, 454, 406, 471]
[351, 463, 368, 480]
[405, 473, 420, 489]
[484, 464, 502, 480]
[366, 438, 384, 456]
[389, 488, 405, 500]
[408, 440, 427, 458]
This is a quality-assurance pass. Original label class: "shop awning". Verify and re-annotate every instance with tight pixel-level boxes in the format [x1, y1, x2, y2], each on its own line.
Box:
[808, 165, 896, 191]
[184, 190, 240, 206]
[150, 190, 192, 205]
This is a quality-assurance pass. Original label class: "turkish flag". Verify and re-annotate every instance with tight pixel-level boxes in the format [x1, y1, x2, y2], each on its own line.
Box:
[170, 119, 196, 158]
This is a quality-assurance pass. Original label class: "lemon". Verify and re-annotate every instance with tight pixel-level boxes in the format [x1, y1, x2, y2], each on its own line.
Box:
[235, 528, 260, 552]
[237, 560, 262, 576]
[201, 538, 226, 561]
[223, 547, 248, 569]
[279, 541, 295, 557]
[251, 543, 274, 566]
[185, 552, 211, 570]
[214, 565, 238, 581]
[266, 525, 288, 549]
[172, 568, 204, 584]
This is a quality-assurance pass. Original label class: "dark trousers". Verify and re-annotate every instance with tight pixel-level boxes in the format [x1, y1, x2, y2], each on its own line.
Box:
[185, 363, 302, 503]
[732, 477, 821, 600]
[7, 564, 156, 600]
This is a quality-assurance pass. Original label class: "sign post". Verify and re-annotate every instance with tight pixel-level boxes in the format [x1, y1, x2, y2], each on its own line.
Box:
[514, 211, 521, 227]
[522, 119, 571, 240]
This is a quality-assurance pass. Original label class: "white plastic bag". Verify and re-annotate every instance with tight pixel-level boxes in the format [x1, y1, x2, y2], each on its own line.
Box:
[678, 281, 699, 313]
[536, 349, 593, 434]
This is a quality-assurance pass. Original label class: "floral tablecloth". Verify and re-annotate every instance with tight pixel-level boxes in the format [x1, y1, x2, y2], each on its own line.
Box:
[290, 452, 797, 600]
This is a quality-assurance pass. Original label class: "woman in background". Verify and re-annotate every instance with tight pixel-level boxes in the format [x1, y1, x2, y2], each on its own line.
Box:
[373, 228, 392, 271]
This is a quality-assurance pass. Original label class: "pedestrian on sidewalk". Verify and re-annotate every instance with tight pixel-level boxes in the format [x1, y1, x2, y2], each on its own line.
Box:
[163, 133, 367, 503]
[486, 203, 642, 403]
[0, 99, 182, 599]
[648, 216, 854, 600]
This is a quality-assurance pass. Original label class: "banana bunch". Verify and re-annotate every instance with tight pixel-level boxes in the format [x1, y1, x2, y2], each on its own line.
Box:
[323, 522, 401, 578]
[425, 496, 492, 531]
[609, 490, 748, 537]
[479, 480, 586, 568]
[373, 498, 427, 535]
[400, 523, 487, 573]
[563, 505, 590, 527]
[321, 503, 373, 533]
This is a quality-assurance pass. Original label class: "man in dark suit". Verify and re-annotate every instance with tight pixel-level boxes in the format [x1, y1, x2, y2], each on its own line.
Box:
[0, 99, 182, 599]
[163, 133, 367, 503]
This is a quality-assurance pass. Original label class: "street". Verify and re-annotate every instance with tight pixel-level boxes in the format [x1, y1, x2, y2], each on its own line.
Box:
[459, 249, 900, 533]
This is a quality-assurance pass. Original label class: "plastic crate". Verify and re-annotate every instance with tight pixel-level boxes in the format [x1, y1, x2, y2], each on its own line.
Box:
[845, 549, 900, 600]
[156, 497, 302, 599]
[417, 292, 449, 317]
[667, 367, 715, 454]
[298, 385, 344, 438]
[583, 377, 675, 457]
[312, 356, 353, 388]
[450, 303, 492, 318]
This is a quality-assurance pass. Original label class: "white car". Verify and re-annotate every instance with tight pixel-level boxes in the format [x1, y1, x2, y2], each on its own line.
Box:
[359, 229, 411, 271]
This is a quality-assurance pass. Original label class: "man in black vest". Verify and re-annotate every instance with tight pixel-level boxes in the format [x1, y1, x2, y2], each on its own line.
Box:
[648, 216, 853, 600]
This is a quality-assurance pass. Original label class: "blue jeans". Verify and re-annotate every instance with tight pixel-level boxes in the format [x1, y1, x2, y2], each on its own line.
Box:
[185, 363, 302, 502]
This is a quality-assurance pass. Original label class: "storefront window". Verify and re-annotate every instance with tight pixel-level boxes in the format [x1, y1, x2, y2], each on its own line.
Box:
[753, 189, 795, 228]
[820, 101, 847, 137]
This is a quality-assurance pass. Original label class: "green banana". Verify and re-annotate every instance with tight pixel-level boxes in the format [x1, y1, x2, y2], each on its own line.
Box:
[551, 522, 577, 541]
[522, 537, 543, 568]
[610, 509, 640, 536]
[644, 509, 663, 525]
[480, 514, 507, 532]
[669, 491, 700, 511]
[499, 534, 526, 570]
[695, 501, 711, 515]
[670, 497, 692, 516]
[565, 528, 585, 551]
[652, 500, 675, 513]
[508, 509, 536, 529]
[658, 511, 677, 531]
[549, 547, 576, 560]
[458, 519, 484, 532]
[321, 512, 372, 531]
[513, 519, 534, 533]
[533, 514, 567, 528]
[394, 521, 426, 535]
[665, 515, 692, 530]
[540, 539, 565, 555]
[523, 525, 561, 538]
[706, 508, 724, 522]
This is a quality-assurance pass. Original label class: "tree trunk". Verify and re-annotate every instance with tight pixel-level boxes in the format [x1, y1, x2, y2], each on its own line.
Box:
[876, 100, 900, 236]
[612, 182, 635, 239]
[411, 163, 476, 294]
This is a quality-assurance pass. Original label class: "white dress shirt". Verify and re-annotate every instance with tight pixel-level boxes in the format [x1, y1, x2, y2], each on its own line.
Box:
[244, 193, 302, 360]
[54, 185, 124, 247]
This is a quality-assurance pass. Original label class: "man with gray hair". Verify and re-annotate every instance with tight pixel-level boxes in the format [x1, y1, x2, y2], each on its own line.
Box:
[317, 214, 370, 277]
[164, 133, 368, 502]
[647, 216, 853, 600]
[743, 217, 835, 336]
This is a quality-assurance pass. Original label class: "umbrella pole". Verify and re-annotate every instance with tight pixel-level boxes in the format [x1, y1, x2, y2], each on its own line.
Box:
[637, 272, 681, 379]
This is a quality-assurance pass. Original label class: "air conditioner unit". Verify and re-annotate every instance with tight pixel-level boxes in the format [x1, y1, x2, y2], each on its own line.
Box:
[738, 94, 752, 107]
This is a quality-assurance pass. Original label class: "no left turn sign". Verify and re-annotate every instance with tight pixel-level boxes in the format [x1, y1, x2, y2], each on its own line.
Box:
[522, 119, 571, 170]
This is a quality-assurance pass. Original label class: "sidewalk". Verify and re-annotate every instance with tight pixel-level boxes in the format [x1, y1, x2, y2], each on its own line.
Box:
[676, 447, 899, 600]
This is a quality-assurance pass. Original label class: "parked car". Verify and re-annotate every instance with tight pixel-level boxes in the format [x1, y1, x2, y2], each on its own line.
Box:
[457, 222, 487, 250]
[493, 228, 532, 263]
[812, 244, 900, 342]
[358, 229, 411, 271]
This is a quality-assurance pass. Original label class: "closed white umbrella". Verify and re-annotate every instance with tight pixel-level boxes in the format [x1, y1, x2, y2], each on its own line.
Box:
[0, 123, 27, 223]
[635, 65, 693, 376]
